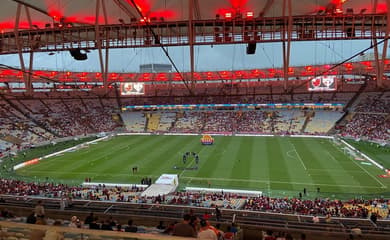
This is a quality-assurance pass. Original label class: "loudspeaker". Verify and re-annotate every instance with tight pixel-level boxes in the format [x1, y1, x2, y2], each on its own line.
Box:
[246, 42, 256, 54]
[69, 49, 88, 61]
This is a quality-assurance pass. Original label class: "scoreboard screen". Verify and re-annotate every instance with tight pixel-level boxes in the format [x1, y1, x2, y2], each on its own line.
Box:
[120, 82, 144, 96]
[308, 76, 337, 91]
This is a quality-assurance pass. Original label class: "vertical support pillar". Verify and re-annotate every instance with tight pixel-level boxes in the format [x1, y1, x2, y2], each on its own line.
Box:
[95, 0, 108, 93]
[189, 0, 195, 91]
[25, 6, 34, 95]
[14, 3, 31, 95]
[282, 0, 292, 91]
[102, 0, 110, 92]
[372, 0, 388, 88]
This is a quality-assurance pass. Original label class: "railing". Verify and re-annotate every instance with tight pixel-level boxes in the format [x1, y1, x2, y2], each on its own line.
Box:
[1, 194, 389, 238]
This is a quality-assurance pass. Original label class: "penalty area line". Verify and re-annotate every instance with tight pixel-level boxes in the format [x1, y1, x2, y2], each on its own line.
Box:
[333, 142, 387, 189]
[287, 140, 307, 171]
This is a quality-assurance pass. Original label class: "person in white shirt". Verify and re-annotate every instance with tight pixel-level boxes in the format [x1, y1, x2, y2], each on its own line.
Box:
[198, 219, 217, 240]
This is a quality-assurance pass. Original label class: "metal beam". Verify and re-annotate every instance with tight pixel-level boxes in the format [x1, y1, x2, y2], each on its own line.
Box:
[189, 0, 195, 89]
[25, 5, 34, 95]
[14, 3, 31, 95]
[282, 0, 292, 92]
[113, 0, 138, 21]
[11, 0, 92, 27]
[372, 0, 386, 88]
[193, 0, 201, 20]
[379, 0, 390, 88]
[0, 14, 387, 55]
[260, 0, 275, 17]
[102, 0, 109, 93]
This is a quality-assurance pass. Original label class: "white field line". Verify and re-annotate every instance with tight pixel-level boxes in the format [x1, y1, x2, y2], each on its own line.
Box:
[349, 155, 387, 189]
[288, 141, 307, 171]
[327, 151, 338, 163]
[180, 176, 383, 189]
[332, 142, 387, 189]
[179, 147, 207, 178]
[23, 170, 384, 189]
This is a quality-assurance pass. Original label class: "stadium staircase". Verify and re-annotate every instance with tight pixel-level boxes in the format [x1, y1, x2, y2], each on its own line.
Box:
[343, 81, 368, 111]
[15, 99, 34, 114]
[79, 97, 87, 109]
[332, 82, 368, 131]
[300, 111, 314, 133]
[114, 86, 122, 109]
[39, 99, 53, 112]
[146, 113, 161, 131]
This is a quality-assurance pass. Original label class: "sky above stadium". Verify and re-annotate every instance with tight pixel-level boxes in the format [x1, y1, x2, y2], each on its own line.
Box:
[0, 39, 379, 73]
[0, 0, 386, 73]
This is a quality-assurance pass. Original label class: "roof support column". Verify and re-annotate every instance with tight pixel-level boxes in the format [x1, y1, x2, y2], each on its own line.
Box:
[102, 0, 110, 92]
[189, 0, 195, 90]
[282, 0, 292, 91]
[25, 5, 35, 95]
[14, 3, 31, 95]
[95, 0, 109, 93]
[372, 0, 389, 88]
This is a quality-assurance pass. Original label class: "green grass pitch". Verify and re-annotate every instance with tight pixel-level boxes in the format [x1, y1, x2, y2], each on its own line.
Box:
[15, 135, 390, 199]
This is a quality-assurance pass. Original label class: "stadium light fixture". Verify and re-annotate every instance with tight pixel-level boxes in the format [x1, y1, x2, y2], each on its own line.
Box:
[346, 8, 354, 14]
[245, 11, 254, 19]
[305, 66, 313, 72]
[224, 12, 232, 20]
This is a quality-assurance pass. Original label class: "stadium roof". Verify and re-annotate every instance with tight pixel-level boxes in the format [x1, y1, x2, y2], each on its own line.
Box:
[0, 0, 386, 30]
[0, 0, 389, 93]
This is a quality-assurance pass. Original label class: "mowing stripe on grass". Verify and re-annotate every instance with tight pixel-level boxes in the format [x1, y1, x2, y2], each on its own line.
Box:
[180, 176, 384, 189]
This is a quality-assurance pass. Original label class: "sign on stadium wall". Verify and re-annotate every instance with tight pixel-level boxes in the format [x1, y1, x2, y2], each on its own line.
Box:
[120, 82, 145, 95]
[308, 76, 337, 91]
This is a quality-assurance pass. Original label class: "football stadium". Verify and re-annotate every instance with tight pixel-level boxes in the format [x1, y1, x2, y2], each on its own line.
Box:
[0, 0, 390, 239]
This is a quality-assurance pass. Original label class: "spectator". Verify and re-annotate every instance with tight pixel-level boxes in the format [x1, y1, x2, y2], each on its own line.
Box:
[173, 214, 196, 237]
[163, 222, 176, 235]
[197, 219, 217, 240]
[43, 220, 64, 240]
[215, 206, 222, 221]
[263, 230, 276, 240]
[223, 226, 235, 240]
[156, 221, 165, 230]
[84, 212, 94, 225]
[312, 215, 320, 223]
[30, 218, 47, 240]
[34, 200, 45, 218]
[89, 217, 100, 230]
[101, 219, 113, 231]
[26, 211, 37, 224]
[68, 216, 81, 228]
[124, 219, 138, 233]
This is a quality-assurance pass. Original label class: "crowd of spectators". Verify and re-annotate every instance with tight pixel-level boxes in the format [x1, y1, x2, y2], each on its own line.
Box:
[1, 178, 389, 221]
[0, 98, 122, 158]
[339, 92, 389, 141]
[243, 196, 390, 219]
[0, 179, 146, 202]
